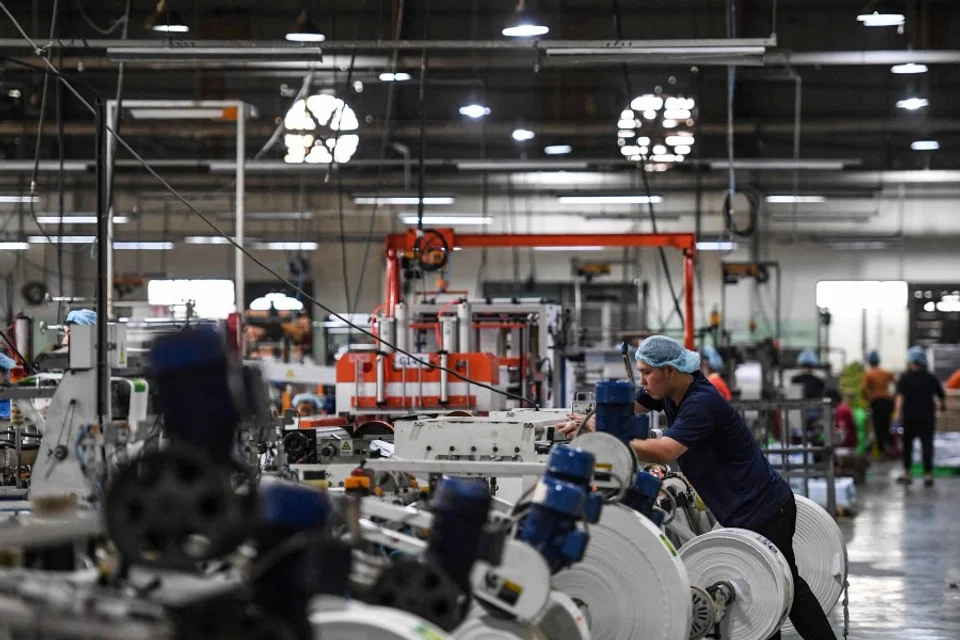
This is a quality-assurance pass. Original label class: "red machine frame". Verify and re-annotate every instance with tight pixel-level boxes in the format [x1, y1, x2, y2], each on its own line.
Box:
[385, 230, 697, 349]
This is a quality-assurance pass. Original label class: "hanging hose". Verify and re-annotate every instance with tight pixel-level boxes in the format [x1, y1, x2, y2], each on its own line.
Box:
[722, 188, 760, 237]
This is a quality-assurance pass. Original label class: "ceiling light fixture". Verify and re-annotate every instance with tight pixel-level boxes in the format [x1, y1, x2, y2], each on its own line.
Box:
[502, 0, 549, 38]
[696, 241, 739, 251]
[896, 97, 929, 110]
[543, 144, 572, 155]
[459, 103, 491, 119]
[285, 9, 325, 42]
[557, 195, 663, 205]
[856, 0, 905, 27]
[512, 128, 536, 142]
[253, 242, 318, 251]
[28, 235, 95, 244]
[144, 0, 189, 32]
[184, 236, 242, 245]
[354, 196, 455, 205]
[115, 242, 174, 250]
[891, 63, 927, 74]
[0, 242, 28, 250]
[283, 94, 359, 164]
[400, 216, 492, 226]
[36, 215, 129, 224]
[0, 195, 39, 203]
[379, 72, 412, 82]
[766, 195, 827, 203]
[911, 140, 940, 151]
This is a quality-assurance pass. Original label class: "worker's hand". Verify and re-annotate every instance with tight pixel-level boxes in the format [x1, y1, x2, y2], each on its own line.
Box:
[557, 413, 596, 438]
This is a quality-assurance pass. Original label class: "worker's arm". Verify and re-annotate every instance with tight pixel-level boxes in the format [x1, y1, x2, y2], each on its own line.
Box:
[893, 393, 903, 423]
[630, 437, 688, 464]
[935, 377, 947, 412]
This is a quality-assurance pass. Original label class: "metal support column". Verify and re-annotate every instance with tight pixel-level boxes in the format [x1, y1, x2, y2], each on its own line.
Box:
[104, 100, 116, 318]
[683, 249, 696, 349]
[94, 99, 110, 431]
[235, 104, 246, 312]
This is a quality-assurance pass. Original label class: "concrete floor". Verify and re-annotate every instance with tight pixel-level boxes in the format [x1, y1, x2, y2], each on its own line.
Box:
[786, 463, 960, 639]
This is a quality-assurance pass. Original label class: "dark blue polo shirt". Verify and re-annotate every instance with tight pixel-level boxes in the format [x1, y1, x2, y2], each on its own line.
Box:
[638, 372, 792, 528]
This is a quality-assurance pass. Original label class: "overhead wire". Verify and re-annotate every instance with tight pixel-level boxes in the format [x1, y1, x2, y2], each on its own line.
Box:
[610, 0, 685, 332]
[72, 0, 127, 35]
[0, 1, 538, 409]
[414, 0, 432, 232]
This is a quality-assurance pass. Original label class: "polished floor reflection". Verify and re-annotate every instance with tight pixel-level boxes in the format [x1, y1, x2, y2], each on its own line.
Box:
[785, 464, 960, 639]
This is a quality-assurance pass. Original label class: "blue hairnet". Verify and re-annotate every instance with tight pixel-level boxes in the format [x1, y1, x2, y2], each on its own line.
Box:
[0, 353, 16, 372]
[907, 345, 928, 367]
[797, 349, 819, 367]
[702, 345, 725, 371]
[866, 350, 880, 367]
[635, 335, 701, 374]
[66, 309, 97, 325]
[292, 393, 322, 409]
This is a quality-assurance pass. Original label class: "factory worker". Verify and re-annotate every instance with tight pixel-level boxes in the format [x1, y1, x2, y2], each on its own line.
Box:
[292, 393, 324, 418]
[0, 352, 17, 419]
[790, 348, 826, 400]
[701, 345, 732, 401]
[560, 335, 837, 640]
[62, 308, 97, 347]
[893, 346, 945, 487]
[861, 350, 896, 457]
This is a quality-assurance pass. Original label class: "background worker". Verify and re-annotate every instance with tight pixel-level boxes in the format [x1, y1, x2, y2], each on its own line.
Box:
[559, 336, 837, 640]
[61, 309, 97, 348]
[861, 350, 896, 457]
[702, 345, 733, 401]
[292, 393, 324, 418]
[894, 346, 946, 486]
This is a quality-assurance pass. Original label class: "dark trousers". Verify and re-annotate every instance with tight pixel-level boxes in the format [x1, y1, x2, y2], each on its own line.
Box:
[870, 397, 894, 451]
[902, 420, 935, 473]
[749, 494, 837, 640]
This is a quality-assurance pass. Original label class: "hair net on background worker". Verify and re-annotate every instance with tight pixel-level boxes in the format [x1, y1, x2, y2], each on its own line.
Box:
[797, 348, 820, 367]
[292, 393, 322, 410]
[0, 352, 16, 372]
[907, 345, 928, 367]
[635, 335, 701, 374]
[866, 350, 881, 367]
[702, 345, 725, 371]
[65, 309, 97, 325]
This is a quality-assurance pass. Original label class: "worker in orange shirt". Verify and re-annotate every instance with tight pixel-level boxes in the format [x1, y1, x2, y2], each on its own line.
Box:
[861, 350, 896, 457]
[702, 345, 733, 401]
[946, 368, 960, 391]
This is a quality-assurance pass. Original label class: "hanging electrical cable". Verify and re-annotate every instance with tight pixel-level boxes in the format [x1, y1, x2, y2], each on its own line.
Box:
[0, 3, 539, 408]
[415, 0, 432, 233]
[611, 0, 685, 331]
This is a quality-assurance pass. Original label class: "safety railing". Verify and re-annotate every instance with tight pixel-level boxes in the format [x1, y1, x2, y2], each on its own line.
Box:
[732, 398, 837, 518]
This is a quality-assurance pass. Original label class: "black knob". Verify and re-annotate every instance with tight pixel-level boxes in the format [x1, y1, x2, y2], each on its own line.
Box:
[53, 445, 68, 461]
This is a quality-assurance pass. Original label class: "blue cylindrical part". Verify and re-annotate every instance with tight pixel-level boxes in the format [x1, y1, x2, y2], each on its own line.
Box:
[595, 380, 641, 446]
[534, 478, 586, 517]
[623, 471, 663, 523]
[260, 482, 331, 530]
[547, 446, 595, 486]
[427, 477, 492, 591]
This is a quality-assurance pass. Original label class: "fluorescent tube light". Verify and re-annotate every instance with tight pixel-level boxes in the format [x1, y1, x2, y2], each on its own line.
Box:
[379, 72, 412, 82]
[512, 129, 536, 142]
[457, 160, 588, 171]
[114, 242, 173, 250]
[184, 236, 242, 245]
[557, 195, 663, 205]
[36, 215, 129, 224]
[400, 215, 491, 225]
[28, 235, 95, 244]
[253, 242, 318, 251]
[707, 159, 853, 170]
[544, 145, 572, 155]
[891, 63, 927, 74]
[857, 11, 905, 27]
[911, 140, 939, 151]
[0, 242, 28, 250]
[0, 195, 39, 203]
[353, 196, 454, 205]
[765, 195, 826, 203]
[696, 241, 738, 251]
[896, 97, 929, 110]
[215, 211, 312, 221]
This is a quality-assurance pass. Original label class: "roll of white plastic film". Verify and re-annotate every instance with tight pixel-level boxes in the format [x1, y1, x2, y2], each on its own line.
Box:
[553, 504, 691, 640]
[678, 529, 794, 640]
[780, 495, 848, 636]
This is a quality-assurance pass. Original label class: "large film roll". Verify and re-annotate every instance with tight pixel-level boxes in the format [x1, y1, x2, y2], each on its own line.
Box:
[679, 529, 794, 640]
[781, 495, 848, 636]
[552, 504, 691, 640]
